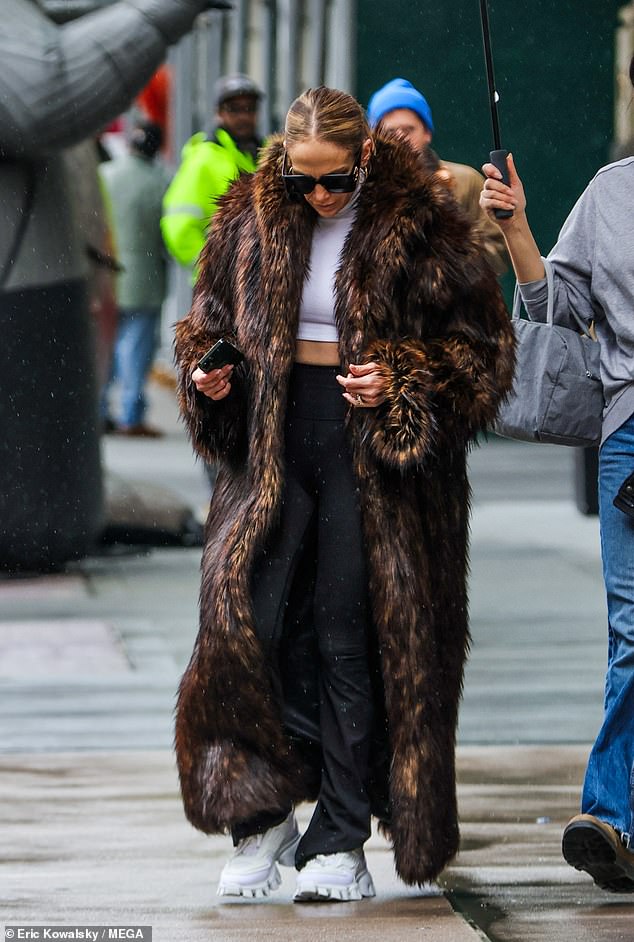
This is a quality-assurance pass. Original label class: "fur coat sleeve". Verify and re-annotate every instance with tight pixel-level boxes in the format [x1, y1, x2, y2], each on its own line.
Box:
[360, 241, 514, 469]
[173, 187, 250, 468]
[333, 167, 515, 470]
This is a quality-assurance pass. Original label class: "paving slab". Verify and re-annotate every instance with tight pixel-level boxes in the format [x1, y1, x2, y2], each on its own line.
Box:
[444, 746, 634, 942]
[0, 620, 130, 676]
[4, 747, 634, 942]
[1, 751, 480, 942]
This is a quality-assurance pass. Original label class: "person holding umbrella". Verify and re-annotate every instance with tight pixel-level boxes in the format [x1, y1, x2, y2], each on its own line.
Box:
[480, 53, 634, 894]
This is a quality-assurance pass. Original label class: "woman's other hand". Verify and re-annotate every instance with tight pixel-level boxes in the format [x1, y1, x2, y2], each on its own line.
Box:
[480, 153, 526, 224]
[337, 361, 387, 408]
[191, 363, 234, 400]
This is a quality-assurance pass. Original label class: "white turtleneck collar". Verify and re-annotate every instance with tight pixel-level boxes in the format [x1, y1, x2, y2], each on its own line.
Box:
[297, 184, 362, 343]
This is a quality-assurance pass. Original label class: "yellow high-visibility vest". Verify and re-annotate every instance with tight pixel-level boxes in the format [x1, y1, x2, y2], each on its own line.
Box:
[161, 128, 258, 269]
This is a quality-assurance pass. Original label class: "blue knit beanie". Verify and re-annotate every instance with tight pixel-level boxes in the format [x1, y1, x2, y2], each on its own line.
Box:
[367, 78, 434, 133]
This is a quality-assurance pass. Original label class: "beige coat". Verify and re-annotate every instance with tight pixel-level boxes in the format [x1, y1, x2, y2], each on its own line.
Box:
[441, 158, 509, 275]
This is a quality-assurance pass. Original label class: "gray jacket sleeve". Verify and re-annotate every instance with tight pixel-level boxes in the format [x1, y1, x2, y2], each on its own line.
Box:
[0, 0, 212, 159]
[518, 181, 597, 332]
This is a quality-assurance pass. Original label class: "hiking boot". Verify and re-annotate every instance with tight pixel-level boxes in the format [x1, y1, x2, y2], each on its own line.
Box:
[562, 813, 634, 892]
[217, 811, 300, 898]
[293, 848, 376, 902]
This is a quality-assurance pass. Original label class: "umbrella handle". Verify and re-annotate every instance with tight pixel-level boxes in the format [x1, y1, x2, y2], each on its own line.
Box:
[490, 149, 513, 219]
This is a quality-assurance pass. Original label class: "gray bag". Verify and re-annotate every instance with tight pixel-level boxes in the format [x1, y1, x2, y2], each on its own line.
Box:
[494, 259, 603, 447]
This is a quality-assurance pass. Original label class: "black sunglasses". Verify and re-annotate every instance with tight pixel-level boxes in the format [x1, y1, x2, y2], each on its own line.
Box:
[221, 101, 258, 115]
[282, 151, 361, 197]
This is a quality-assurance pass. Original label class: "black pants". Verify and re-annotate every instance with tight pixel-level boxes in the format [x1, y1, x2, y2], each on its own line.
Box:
[233, 364, 374, 866]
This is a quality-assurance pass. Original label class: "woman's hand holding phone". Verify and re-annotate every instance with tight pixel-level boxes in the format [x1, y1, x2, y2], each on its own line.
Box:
[192, 363, 234, 400]
[192, 338, 244, 400]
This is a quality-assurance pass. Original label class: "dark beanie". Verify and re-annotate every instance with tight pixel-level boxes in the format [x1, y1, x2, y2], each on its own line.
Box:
[129, 121, 163, 159]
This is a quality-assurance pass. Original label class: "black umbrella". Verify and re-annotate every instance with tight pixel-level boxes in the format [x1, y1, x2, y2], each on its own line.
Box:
[478, 0, 513, 218]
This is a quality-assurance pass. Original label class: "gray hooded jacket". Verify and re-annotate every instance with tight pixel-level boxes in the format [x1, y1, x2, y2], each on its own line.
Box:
[519, 157, 634, 444]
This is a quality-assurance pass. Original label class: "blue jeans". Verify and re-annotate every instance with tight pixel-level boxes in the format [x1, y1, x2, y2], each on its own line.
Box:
[582, 412, 634, 842]
[101, 307, 161, 427]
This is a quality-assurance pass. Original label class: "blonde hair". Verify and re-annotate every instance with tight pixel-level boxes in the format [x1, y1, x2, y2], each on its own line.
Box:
[285, 86, 371, 157]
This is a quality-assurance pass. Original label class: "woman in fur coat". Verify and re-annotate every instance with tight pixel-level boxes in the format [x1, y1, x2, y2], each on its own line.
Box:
[174, 86, 515, 901]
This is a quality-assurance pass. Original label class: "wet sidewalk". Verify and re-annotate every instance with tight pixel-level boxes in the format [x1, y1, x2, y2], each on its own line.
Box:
[4, 745, 630, 941]
[1, 379, 632, 941]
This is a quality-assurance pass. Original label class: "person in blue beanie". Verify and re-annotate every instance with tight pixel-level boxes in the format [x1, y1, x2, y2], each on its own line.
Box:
[367, 78, 508, 275]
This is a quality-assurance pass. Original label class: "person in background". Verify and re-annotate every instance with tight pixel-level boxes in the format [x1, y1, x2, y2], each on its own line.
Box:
[173, 85, 514, 902]
[0, 0, 231, 572]
[135, 63, 171, 149]
[161, 73, 264, 270]
[367, 77, 508, 276]
[67, 138, 121, 391]
[479, 51, 634, 895]
[100, 119, 169, 437]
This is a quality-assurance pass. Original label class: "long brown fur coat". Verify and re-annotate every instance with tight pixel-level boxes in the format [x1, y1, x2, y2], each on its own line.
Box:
[173, 134, 515, 886]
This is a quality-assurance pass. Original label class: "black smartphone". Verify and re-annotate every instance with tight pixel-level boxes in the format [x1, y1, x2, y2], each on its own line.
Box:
[614, 470, 634, 519]
[197, 338, 244, 373]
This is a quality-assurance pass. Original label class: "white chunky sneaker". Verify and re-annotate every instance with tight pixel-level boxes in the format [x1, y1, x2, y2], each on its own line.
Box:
[217, 812, 300, 898]
[293, 848, 376, 902]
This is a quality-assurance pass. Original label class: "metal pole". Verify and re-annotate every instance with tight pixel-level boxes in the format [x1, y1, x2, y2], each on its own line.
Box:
[237, 0, 250, 73]
[163, 36, 195, 339]
[261, 0, 277, 133]
[479, 0, 501, 150]
[306, 0, 327, 86]
[202, 10, 224, 125]
[614, 2, 634, 157]
[325, 0, 353, 92]
[169, 34, 195, 163]
[277, 0, 300, 110]
[477, 0, 512, 218]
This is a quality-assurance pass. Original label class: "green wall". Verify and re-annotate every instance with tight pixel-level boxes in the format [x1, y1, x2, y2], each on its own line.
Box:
[356, 1, 623, 295]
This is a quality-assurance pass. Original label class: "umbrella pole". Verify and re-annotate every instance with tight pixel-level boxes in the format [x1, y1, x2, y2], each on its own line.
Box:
[479, 0, 513, 218]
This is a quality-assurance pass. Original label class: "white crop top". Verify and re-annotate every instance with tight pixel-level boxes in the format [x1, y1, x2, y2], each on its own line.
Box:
[297, 189, 359, 342]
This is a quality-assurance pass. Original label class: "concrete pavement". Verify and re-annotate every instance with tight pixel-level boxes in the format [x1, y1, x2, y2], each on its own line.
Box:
[1, 378, 633, 940]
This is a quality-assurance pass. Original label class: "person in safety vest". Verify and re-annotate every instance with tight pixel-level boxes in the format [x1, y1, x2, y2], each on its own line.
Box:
[161, 73, 264, 269]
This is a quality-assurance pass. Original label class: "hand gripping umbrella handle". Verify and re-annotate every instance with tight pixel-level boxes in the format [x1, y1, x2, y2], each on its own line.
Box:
[489, 149, 513, 220]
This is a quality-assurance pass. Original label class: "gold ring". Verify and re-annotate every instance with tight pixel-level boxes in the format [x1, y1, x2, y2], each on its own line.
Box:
[355, 393, 364, 404]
